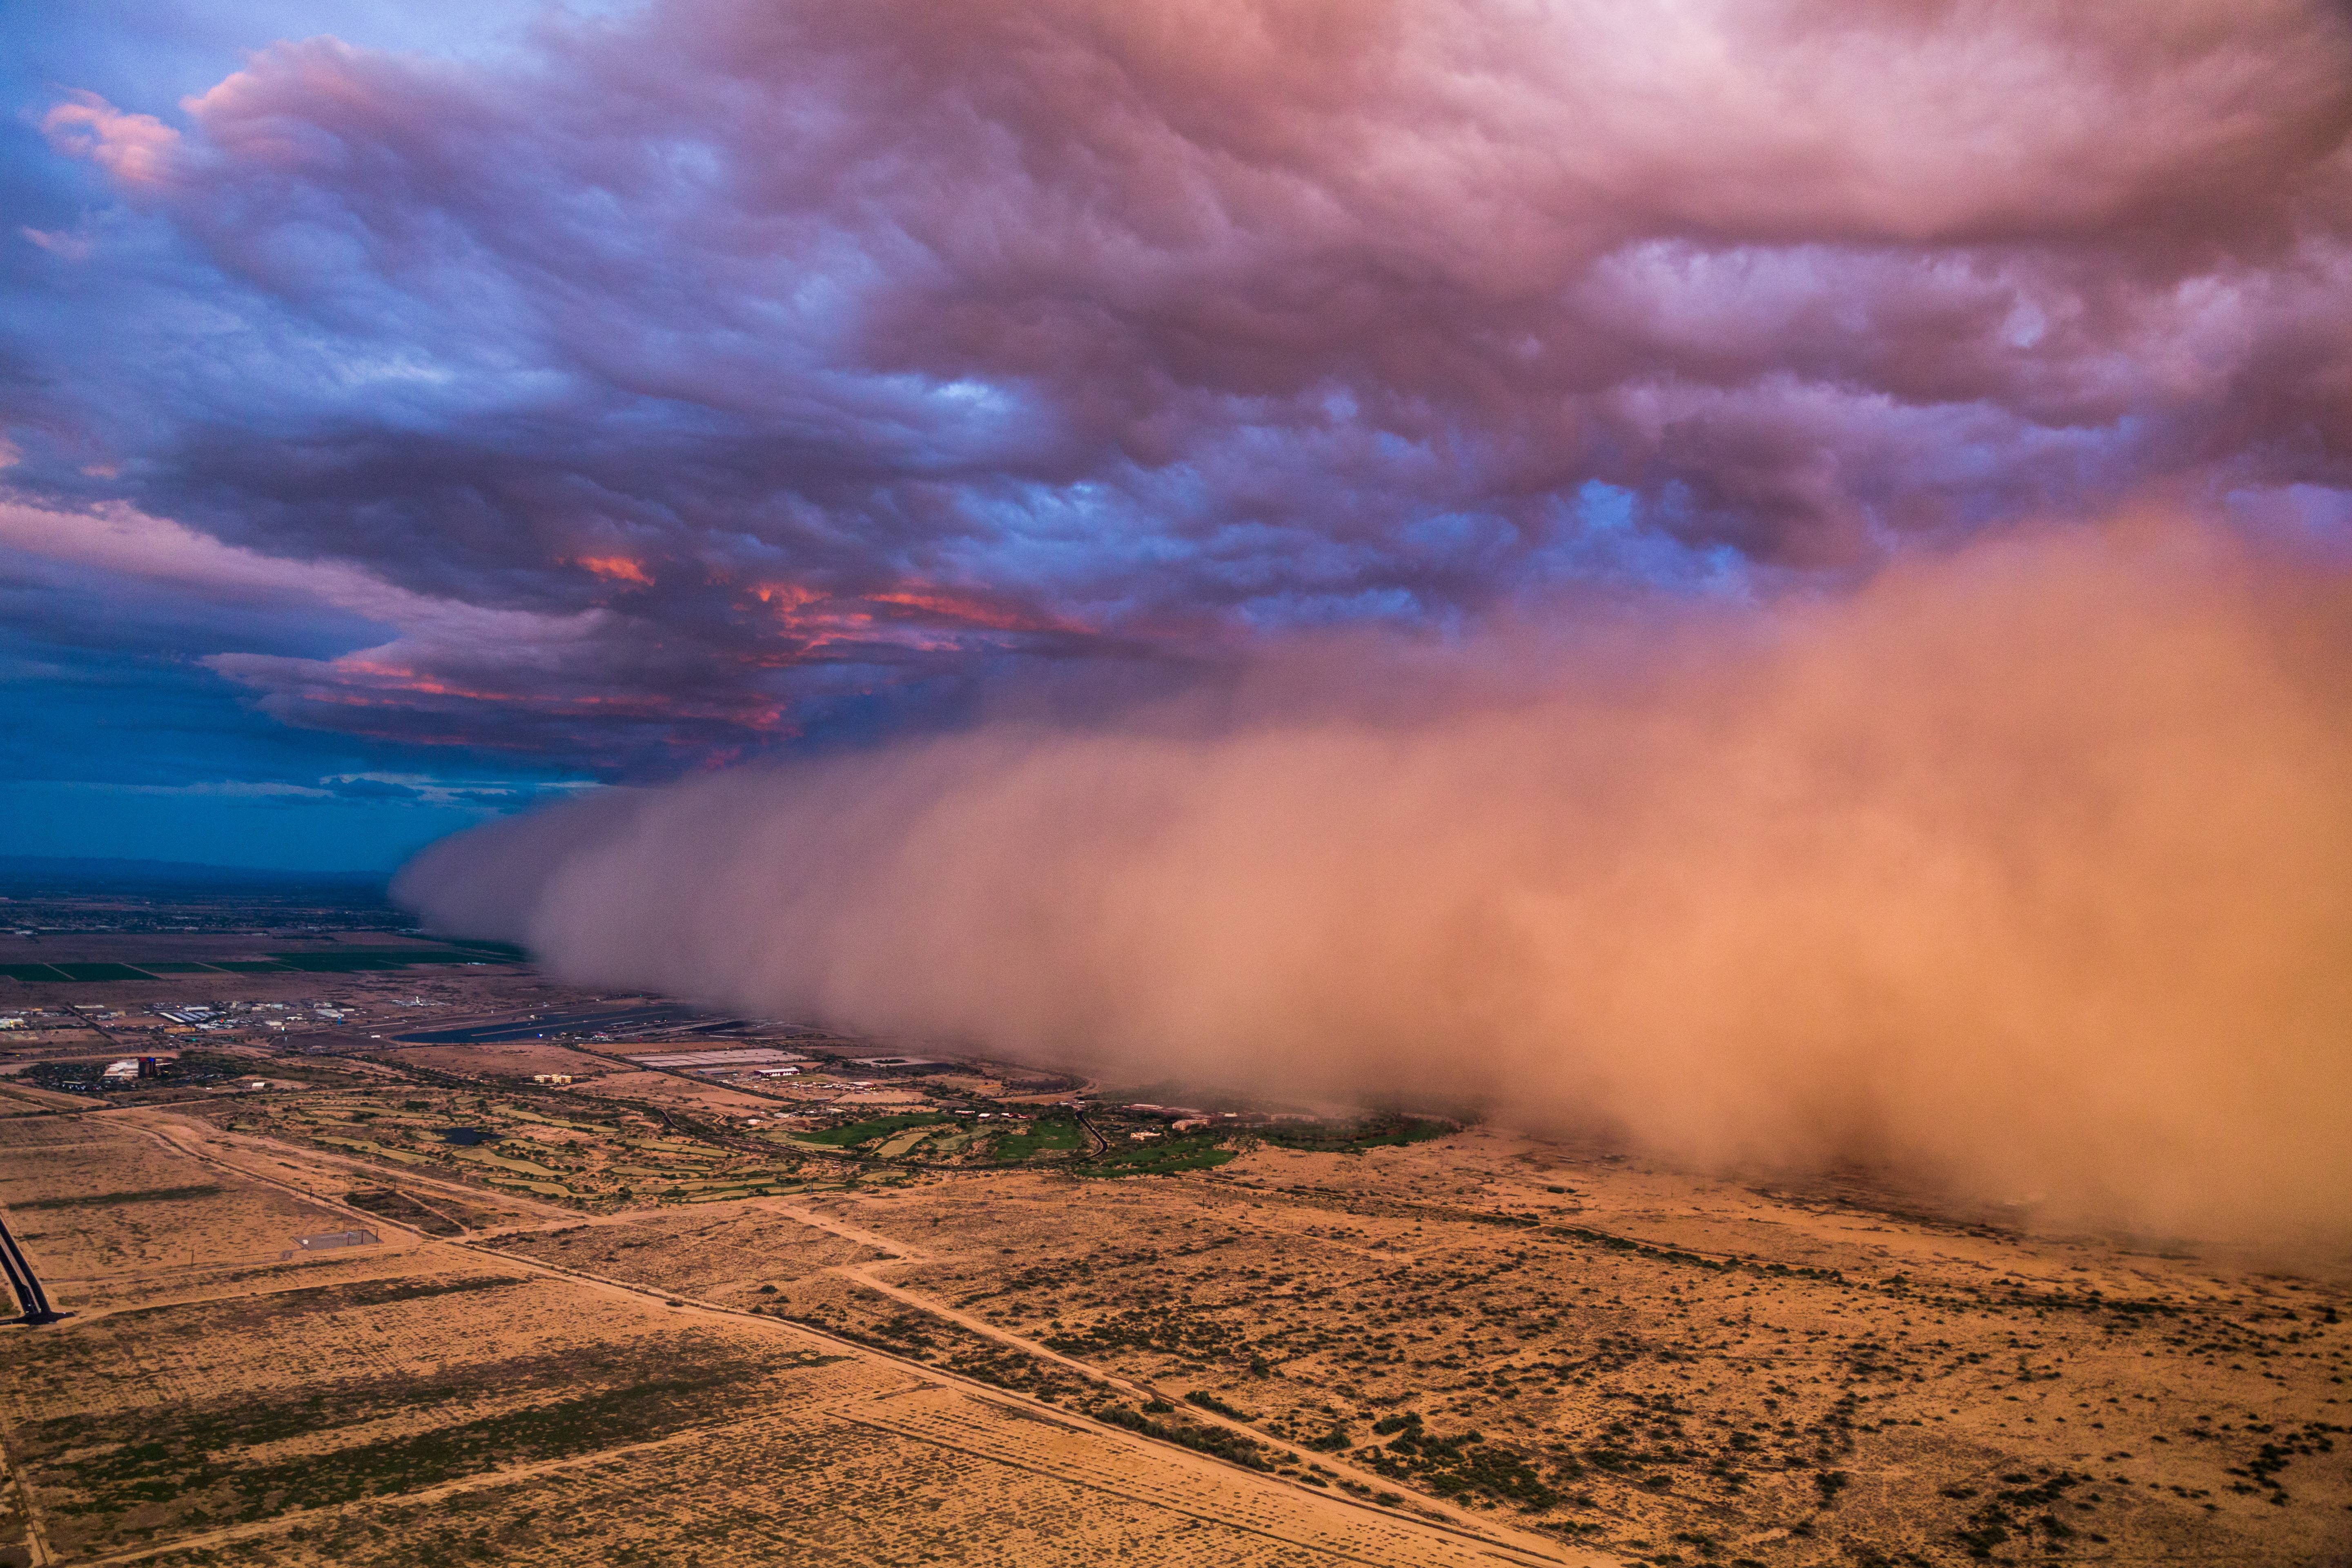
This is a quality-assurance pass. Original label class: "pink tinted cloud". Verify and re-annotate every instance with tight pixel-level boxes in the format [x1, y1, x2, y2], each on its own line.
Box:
[0, 494, 1105, 768]
[56, 3, 2352, 548]
[24, 0, 2352, 758]
[40, 92, 180, 186]
[0, 494, 627, 740]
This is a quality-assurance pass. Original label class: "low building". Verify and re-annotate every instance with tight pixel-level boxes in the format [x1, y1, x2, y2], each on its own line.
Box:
[531, 1072, 574, 1085]
[625, 1047, 809, 1069]
[294, 1228, 379, 1250]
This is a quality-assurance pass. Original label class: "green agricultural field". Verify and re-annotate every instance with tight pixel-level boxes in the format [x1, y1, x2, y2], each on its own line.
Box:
[989, 1115, 1084, 1162]
[872, 1124, 941, 1158]
[1256, 1114, 1454, 1154]
[915, 1125, 977, 1156]
[1077, 1133, 1236, 1177]
[793, 1111, 956, 1148]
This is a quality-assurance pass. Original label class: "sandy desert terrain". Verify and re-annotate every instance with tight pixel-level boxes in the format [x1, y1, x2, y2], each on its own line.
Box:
[4, 933, 2348, 1567]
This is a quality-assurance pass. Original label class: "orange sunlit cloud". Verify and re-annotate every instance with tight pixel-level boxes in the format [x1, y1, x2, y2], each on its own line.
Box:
[576, 556, 654, 586]
[750, 582, 824, 611]
[869, 588, 1083, 634]
[747, 580, 1083, 648]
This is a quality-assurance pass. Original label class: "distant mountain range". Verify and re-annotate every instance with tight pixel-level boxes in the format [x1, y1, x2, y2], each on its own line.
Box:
[0, 856, 389, 889]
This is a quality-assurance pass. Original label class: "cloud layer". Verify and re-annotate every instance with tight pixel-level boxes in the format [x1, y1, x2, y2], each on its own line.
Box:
[399, 522, 2352, 1243]
[19, 7, 2352, 1220]
[12, 0, 2352, 767]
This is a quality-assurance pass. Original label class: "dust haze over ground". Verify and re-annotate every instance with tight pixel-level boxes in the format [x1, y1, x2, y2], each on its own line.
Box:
[397, 520, 2352, 1249]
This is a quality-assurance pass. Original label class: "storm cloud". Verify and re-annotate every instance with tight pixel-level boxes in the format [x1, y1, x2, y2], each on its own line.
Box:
[12, 0, 2352, 766]
[398, 521, 2352, 1243]
[14, 3, 2352, 1224]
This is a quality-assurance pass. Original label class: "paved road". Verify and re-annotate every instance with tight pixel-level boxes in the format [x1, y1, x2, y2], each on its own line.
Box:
[391, 1002, 737, 1045]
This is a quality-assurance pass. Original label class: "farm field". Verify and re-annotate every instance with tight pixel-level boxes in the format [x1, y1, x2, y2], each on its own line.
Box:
[0, 1107, 1583, 1567]
[0, 1118, 353, 1282]
[530, 1138, 2352, 1567]
[3, 945, 2348, 1566]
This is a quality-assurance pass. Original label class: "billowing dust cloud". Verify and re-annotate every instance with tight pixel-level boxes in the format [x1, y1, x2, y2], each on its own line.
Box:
[396, 523, 2352, 1243]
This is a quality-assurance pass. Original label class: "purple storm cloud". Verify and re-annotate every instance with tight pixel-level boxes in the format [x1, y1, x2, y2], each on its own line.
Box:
[17, 1, 2352, 1228]
[10, 0, 2352, 770]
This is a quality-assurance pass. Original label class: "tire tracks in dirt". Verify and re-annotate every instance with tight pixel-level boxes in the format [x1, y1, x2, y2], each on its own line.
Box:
[40, 1111, 1587, 1568]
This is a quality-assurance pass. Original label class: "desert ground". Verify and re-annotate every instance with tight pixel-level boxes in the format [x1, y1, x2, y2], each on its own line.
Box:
[3, 911, 2348, 1566]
